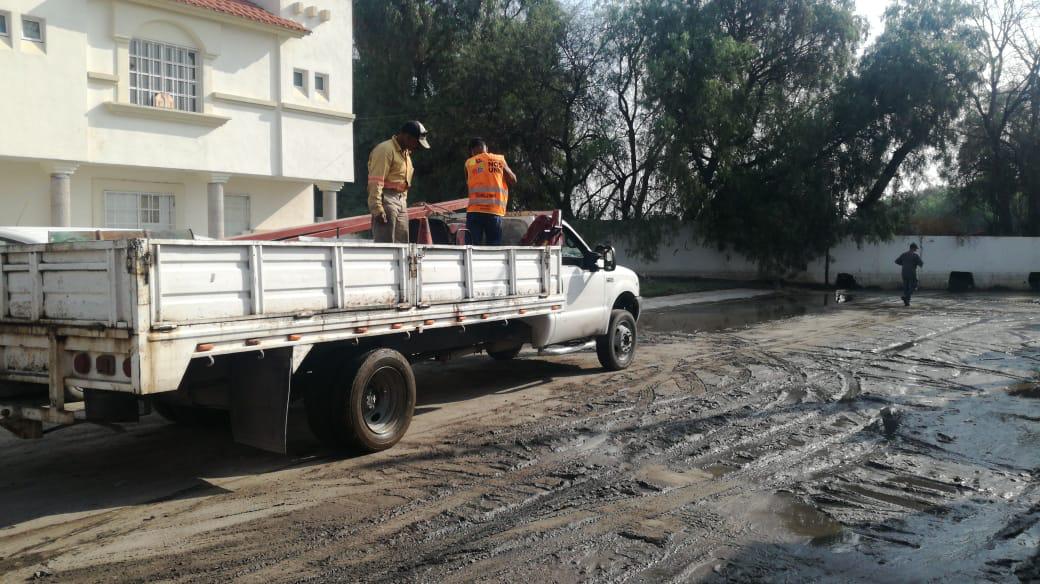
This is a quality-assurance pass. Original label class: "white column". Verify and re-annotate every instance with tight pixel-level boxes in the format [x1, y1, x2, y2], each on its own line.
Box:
[114, 35, 131, 104]
[316, 181, 345, 222]
[208, 174, 231, 239]
[43, 162, 80, 227]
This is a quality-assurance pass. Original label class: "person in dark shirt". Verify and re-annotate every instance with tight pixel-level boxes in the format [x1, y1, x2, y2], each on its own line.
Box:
[895, 243, 924, 307]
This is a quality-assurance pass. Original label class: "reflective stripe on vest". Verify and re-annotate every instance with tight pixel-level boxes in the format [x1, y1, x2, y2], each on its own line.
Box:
[466, 153, 509, 216]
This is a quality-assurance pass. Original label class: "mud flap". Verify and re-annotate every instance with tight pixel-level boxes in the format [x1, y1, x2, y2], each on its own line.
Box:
[229, 347, 292, 454]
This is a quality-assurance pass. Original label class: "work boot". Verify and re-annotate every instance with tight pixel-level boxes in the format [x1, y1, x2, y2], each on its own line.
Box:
[903, 297, 910, 307]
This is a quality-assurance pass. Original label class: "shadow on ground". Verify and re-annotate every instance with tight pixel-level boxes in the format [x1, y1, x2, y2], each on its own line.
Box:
[0, 354, 598, 529]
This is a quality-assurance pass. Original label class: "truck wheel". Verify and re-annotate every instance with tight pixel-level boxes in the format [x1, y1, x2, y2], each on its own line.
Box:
[596, 309, 637, 371]
[308, 348, 416, 453]
[487, 345, 523, 361]
[152, 398, 229, 427]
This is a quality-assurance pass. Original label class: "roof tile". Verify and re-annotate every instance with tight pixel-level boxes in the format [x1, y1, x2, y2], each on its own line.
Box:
[168, 0, 309, 34]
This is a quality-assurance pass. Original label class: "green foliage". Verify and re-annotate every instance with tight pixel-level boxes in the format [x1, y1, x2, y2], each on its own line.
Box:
[639, 0, 977, 272]
[347, 0, 607, 220]
[905, 186, 992, 234]
[343, 0, 1020, 273]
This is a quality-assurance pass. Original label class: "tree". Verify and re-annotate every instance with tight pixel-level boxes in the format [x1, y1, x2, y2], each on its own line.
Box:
[637, 0, 977, 272]
[348, 0, 613, 220]
[505, 4, 613, 220]
[953, 0, 1040, 234]
[593, 1, 671, 221]
[641, 0, 865, 271]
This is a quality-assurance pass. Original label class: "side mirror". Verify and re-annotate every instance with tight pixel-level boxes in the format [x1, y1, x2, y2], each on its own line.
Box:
[596, 244, 617, 272]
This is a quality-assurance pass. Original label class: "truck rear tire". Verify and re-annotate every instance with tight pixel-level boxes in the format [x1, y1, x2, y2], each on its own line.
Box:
[596, 309, 637, 371]
[306, 348, 416, 453]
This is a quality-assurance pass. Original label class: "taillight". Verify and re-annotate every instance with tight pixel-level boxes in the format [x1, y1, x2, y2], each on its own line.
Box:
[73, 353, 91, 375]
[122, 358, 132, 377]
[96, 355, 116, 376]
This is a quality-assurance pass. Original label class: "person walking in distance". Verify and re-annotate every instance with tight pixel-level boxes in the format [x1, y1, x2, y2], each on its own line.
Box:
[464, 138, 516, 245]
[368, 121, 430, 243]
[895, 242, 924, 306]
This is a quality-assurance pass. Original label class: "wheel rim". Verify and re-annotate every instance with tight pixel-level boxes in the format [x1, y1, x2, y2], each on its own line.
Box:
[614, 321, 635, 362]
[361, 366, 407, 436]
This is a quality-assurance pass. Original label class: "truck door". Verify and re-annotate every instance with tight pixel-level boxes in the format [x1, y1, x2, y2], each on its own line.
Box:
[548, 226, 608, 344]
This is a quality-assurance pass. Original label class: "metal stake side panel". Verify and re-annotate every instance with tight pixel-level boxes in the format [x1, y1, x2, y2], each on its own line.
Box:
[136, 240, 564, 395]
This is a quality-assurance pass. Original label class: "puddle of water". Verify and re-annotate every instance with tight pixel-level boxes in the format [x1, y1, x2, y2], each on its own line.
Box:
[641, 294, 833, 333]
[766, 492, 846, 544]
[735, 491, 851, 547]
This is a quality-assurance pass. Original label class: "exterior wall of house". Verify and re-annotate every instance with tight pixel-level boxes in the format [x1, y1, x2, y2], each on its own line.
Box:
[0, 160, 313, 235]
[0, 0, 351, 234]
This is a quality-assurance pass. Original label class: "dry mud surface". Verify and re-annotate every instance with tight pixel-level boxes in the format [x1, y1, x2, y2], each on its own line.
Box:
[1, 292, 1039, 583]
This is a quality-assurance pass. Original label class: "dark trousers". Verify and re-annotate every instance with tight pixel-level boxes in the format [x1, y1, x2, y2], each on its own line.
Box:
[902, 276, 917, 304]
[465, 212, 502, 245]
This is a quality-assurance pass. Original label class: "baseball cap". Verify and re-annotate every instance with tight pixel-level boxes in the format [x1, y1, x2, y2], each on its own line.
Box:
[400, 120, 430, 149]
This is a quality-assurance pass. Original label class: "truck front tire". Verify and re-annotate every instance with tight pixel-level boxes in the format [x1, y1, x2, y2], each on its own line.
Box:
[306, 348, 416, 453]
[596, 309, 637, 371]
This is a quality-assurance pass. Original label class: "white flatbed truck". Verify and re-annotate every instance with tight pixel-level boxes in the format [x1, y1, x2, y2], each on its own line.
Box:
[0, 222, 640, 453]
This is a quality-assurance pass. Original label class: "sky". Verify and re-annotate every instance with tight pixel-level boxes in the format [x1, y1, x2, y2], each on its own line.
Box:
[856, 0, 892, 40]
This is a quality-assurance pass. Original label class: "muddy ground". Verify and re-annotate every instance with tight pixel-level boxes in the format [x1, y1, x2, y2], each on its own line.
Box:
[1, 291, 1038, 583]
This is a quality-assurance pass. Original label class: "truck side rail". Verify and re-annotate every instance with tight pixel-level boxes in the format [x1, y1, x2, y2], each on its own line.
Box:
[148, 240, 563, 326]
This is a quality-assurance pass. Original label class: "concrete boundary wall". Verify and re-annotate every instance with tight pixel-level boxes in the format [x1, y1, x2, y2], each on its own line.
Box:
[613, 226, 1040, 291]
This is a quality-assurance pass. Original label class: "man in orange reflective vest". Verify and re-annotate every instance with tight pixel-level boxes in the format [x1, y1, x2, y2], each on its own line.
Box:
[464, 138, 516, 245]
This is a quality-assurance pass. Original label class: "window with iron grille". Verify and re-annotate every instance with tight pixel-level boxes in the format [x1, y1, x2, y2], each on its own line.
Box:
[105, 191, 175, 231]
[129, 39, 198, 112]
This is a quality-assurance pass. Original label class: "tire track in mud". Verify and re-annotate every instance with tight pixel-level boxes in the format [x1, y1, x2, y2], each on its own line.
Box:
[279, 329, 903, 582]
[23, 294, 1040, 583]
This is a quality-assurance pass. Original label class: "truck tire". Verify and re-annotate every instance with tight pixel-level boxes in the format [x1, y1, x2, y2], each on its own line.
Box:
[487, 345, 523, 361]
[596, 309, 637, 371]
[152, 398, 229, 427]
[307, 348, 416, 453]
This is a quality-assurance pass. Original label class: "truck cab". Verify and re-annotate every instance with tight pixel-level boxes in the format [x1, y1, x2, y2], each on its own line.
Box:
[538, 220, 640, 347]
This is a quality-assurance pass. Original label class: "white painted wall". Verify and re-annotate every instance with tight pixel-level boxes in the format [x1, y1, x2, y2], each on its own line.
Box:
[614, 225, 1040, 291]
[803, 236, 1040, 290]
[0, 1, 90, 163]
[268, 0, 354, 181]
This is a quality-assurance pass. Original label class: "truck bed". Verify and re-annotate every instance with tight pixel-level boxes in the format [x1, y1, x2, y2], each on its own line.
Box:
[0, 239, 565, 399]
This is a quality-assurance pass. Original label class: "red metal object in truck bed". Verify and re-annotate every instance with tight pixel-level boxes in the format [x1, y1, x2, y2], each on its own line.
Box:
[230, 198, 470, 241]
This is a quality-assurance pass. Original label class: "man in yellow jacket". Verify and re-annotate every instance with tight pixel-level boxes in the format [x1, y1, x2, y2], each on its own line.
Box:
[368, 121, 430, 243]
[464, 138, 516, 245]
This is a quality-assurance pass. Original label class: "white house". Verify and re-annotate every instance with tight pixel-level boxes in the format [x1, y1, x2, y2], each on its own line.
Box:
[0, 0, 354, 238]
